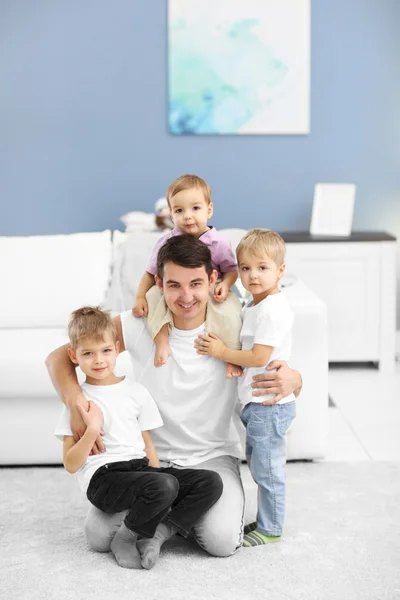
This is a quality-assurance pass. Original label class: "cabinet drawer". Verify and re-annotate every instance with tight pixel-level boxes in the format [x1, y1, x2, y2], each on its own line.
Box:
[285, 243, 380, 361]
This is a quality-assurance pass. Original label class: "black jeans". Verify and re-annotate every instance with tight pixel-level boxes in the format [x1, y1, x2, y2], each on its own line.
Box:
[86, 458, 223, 538]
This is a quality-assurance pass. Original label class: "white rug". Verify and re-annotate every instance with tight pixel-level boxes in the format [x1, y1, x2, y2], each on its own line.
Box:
[1, 462, 400, 600]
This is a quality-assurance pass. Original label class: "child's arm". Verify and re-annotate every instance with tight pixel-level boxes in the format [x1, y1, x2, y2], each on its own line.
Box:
[133, 271, 155, 317]
[142, 430, 160, 468]
[195, 333, 273, 368]
[63, 402, 103, 473]
[213, 271, 238, 303]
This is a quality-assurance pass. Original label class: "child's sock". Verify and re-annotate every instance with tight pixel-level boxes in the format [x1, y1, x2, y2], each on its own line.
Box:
[243, 521, 257, 535]
[242, 529, 281, 547]
[110, 522, 142, 569]
[137, 522, 177, 570]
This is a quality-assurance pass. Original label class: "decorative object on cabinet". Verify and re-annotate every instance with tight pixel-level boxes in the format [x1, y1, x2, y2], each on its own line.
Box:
[310, 183, 356, 236]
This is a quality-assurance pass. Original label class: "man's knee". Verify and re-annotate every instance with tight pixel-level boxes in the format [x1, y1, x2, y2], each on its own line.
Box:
[193, 505, 243, 557]
[196, 526, 242, 557]
[84, 507, 126, 552]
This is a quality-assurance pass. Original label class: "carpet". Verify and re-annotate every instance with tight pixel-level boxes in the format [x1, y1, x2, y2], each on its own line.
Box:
[1, 462, 400, 600]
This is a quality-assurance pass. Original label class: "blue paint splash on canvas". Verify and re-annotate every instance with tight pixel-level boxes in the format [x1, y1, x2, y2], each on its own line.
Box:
[168, 16, 288, 135]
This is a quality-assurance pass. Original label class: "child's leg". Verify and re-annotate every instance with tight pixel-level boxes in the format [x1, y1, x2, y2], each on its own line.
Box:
[146, 285, 173, 367]
[153, 324, 171, 367]
[206, 291, 243, 378]
[137, 467, 223, 568]
[86, 460, 179, 568]
[240, 402, 296, 547]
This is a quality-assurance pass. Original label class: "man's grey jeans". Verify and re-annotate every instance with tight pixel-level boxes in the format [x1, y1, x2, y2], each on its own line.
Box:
[84, 455, 245, 557]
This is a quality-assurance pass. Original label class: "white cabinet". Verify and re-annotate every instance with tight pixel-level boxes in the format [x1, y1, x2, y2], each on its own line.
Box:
[282, 232, 397, 372]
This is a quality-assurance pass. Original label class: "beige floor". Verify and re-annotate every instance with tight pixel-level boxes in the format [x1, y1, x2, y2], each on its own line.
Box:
[324, 361, 400, 462]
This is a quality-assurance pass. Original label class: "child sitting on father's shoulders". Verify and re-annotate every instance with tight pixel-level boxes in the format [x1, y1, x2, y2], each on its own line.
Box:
[132, 173, 242, 378]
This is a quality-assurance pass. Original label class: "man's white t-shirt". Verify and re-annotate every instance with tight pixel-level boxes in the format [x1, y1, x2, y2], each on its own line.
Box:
[120, 311, 242, 466]
[237, 292, 295, 408]
[54, 377, 163, 493]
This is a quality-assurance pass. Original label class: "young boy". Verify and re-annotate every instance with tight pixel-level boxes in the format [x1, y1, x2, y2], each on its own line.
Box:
[132, 174, 242, 375]
[54, 306, 223, 569]
[195, 229, 296, 547]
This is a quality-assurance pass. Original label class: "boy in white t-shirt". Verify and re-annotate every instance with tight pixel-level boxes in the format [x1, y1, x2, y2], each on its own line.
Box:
[195, 229, 296, 547]
[54, 306, 222, 569]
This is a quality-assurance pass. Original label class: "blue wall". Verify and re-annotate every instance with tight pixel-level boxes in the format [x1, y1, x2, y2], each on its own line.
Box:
[1, 0, 399, 238]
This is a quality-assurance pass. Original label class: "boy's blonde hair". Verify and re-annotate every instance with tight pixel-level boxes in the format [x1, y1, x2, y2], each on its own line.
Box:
[68, 306, 117, 350]
[236, 229, 286, 267]
[166, 174, 211, 207]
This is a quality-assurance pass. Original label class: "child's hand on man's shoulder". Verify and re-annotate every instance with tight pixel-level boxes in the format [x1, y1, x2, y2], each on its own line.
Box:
[213, 282, 229, 303]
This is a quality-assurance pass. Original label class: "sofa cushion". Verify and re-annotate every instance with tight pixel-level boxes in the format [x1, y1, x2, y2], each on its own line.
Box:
[104, 230, 165, 312]
[0, 329, 71, 397]
[0, 328, 137, 399]
[218, 228, 248, 251]
[0, 231, 113, 328]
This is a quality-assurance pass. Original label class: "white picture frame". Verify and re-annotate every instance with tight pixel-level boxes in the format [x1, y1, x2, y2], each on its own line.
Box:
[310, 183, 356, 236]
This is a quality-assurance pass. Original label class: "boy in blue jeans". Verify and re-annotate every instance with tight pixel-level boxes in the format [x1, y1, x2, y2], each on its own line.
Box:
[195, 229, 296, 546]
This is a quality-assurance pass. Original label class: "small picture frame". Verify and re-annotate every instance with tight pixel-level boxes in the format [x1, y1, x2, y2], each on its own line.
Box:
[310, 183, 356, 236]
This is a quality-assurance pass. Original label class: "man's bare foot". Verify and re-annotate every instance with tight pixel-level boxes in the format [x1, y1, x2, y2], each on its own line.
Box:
[226, 362, 243, 378]
[154, 342, 171, 368]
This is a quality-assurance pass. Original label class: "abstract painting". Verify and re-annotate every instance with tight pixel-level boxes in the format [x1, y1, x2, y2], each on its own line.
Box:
[168, 0, 310, 135]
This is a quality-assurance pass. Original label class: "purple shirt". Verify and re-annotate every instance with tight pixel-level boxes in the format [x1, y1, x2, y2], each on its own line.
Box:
[146, 227, 238, 278]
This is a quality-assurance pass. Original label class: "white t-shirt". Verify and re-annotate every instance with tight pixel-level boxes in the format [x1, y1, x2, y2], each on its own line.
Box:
[237, 292, 295, 407]
[54, 377, 163, 493]
[120, 311, 242, 466]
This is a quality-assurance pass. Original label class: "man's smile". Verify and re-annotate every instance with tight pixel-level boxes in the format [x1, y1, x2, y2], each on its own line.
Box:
[178, 301, 197, 309]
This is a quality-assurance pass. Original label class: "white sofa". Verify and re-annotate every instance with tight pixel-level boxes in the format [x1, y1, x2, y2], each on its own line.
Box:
[0, 229, 328, 465]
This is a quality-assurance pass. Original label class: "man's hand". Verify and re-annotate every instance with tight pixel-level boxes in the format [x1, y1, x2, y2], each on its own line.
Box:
[213, 281, 229, 303]
[251, 360, 301, 405]
[76, 402, 103, 434]
[70, 397, 105, 454]
[133, 297, 148, 317]
[195, 333, 227, 360]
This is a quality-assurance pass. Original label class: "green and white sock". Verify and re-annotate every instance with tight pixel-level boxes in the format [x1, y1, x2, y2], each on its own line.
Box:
[243, 521, 257, 535]
[242, 529, 281, 547]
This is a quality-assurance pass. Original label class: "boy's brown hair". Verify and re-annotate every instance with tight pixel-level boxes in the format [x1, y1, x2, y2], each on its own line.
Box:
[166, 174, 211, 207]
[68, 306, 117, 350]
[236, 229, 286, 267]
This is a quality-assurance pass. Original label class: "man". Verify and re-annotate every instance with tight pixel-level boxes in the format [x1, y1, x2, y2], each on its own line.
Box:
[46, 234, 302, 557]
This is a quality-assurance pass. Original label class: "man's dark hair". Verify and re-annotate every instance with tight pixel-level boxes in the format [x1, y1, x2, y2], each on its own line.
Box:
[156, 234, 214, 280]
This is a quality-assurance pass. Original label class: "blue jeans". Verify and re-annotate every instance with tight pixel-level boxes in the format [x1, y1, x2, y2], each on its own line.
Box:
[240, 401, 296, 536]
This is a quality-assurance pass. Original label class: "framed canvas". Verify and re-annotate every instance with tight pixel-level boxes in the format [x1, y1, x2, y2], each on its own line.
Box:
[168, 0, 310, 135]
[310, 184, 356, 237]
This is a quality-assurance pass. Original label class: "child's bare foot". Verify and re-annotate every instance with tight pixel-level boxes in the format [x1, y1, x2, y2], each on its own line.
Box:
[226, 362, 243, 378]
[154, 342, 171, 368]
